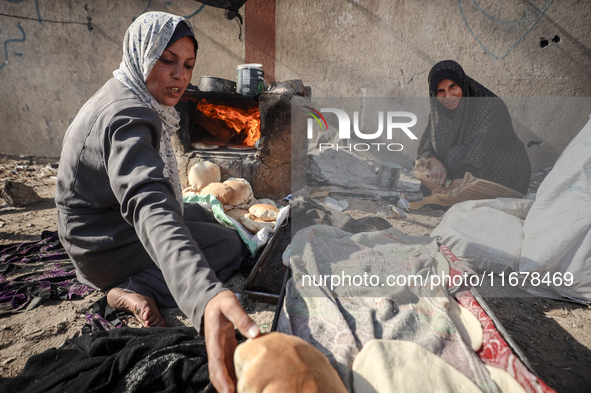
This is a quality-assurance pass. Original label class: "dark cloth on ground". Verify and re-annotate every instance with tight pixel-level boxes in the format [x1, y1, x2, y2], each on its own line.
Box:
[417, 60, 531, 194]
[84, 294, 127, 332]
[0, 231, 95, 315]
[0, 326, 218, 393]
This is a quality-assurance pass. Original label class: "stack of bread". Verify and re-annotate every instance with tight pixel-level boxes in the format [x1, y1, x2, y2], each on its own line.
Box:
[182, 161, 280, 234]
[239, 203, 279, 233]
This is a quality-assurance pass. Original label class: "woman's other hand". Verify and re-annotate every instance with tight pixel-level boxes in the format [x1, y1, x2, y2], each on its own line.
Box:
[433, 178, 463, 194]
[426, 157, 447, 187]
[204, 290, 261, 393]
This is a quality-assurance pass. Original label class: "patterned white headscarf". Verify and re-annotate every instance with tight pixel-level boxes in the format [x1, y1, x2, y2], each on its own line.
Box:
[113, 11, 194, 210]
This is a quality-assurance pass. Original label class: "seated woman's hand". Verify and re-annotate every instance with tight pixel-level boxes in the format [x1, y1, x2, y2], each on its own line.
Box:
[426, 157, 448, 187]
[204, 290, 261, 393]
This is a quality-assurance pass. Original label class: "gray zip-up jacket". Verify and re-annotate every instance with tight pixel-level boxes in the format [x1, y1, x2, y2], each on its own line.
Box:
[55, 78, 224, 331]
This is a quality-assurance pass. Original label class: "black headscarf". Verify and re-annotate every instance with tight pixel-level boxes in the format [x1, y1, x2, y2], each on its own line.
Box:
[166, 20, 198, 54]
[428, 60, 495, 100]
[417, 60, 531, 194]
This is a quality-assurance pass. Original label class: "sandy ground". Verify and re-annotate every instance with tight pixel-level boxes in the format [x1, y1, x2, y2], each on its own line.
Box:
[1, 155, 590, 392]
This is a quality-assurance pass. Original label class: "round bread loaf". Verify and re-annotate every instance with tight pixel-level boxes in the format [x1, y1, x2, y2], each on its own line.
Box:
[226, 208, 249, 222]
[182, 187, 197, 198]
[182, 190, 197, 198]
[188, 161, 221, 192]
[248, 203, 279, 222]
[239, 213, 275, 233]
[223, 178, 254, 206]
[199, 182, 233, 204]
[234, 332, 348, 393]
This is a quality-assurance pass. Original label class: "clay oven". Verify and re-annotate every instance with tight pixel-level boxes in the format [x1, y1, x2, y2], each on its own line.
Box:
[172, 80, 310, 200]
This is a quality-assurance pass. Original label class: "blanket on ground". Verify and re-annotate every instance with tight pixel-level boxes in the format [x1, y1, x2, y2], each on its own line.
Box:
[277, 225, 499, 393]
[0, 231, 94, 315]
[0, 232, 166, 332]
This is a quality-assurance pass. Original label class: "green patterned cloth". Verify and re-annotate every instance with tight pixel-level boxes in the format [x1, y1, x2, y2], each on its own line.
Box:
[183, 194, 289, 256]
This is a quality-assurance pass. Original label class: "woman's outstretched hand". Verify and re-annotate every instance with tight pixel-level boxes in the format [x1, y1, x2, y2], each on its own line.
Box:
[204, 289, 261, 393]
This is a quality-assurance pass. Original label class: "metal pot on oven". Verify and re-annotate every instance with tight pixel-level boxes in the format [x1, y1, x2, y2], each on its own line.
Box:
[199, 76, 236, 93]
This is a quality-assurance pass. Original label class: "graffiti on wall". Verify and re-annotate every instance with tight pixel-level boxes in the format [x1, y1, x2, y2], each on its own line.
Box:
[458, 0, 555, 60]
[0, 0, 40, 70]
[0, 23, 25, 70]
[0, 0, 207, 72]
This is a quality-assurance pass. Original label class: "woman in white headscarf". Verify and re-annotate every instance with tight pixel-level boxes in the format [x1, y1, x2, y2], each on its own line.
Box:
[55, 12, 259, 392]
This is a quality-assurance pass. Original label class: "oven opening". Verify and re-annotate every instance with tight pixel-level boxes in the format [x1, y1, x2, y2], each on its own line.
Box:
[190, 99, 260, 150]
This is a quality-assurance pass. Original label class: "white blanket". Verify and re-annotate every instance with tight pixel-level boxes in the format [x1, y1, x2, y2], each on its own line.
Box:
[433, 115, 591, 303]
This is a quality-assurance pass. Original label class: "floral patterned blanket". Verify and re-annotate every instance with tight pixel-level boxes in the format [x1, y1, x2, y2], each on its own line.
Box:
[277, 225, 499, 392]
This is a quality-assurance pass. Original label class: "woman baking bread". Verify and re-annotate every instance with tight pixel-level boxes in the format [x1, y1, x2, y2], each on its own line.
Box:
[416, 60, 531, 195]
[55, 12, 259, 393]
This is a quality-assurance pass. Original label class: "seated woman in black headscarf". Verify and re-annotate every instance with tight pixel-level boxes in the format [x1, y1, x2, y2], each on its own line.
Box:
[416, 60, 531, 195]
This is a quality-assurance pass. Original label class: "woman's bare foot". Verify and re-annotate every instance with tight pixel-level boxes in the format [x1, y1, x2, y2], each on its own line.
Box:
[107, 288, 166, 327]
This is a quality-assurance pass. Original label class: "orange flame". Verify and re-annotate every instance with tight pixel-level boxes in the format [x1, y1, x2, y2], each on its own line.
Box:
[197, 99, 261, 146]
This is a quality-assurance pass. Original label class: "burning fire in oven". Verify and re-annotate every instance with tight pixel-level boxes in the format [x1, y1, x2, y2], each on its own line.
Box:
[196, 99, 261, 147]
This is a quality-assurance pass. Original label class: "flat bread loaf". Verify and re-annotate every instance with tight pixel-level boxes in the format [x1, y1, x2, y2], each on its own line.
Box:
[226, 208, 249, 222]
[188, 161, 221, 192]
[223, 178, 254, 206]
[199, 182, 233, 204]
[249, 203, 279, 222]
[485, 365, 527, 393]
[239, 213, 275, 233]
[447, 296, 483, 352]
[234, 332, 348, 393]
[353, 339, 483, 393]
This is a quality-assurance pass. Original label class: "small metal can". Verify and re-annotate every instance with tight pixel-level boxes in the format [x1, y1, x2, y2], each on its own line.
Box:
[236, 64, 265, 95]
[378, 162, 402, 191]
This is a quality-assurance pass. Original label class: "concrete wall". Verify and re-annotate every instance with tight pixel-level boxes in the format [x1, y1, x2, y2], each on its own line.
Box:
[275, 0, 591, 171]
[1, 0, 590, 171]
[0, 0, 244, 158]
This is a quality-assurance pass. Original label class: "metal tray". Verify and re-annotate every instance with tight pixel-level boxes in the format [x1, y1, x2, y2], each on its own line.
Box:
[243, 219, 291, 304]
